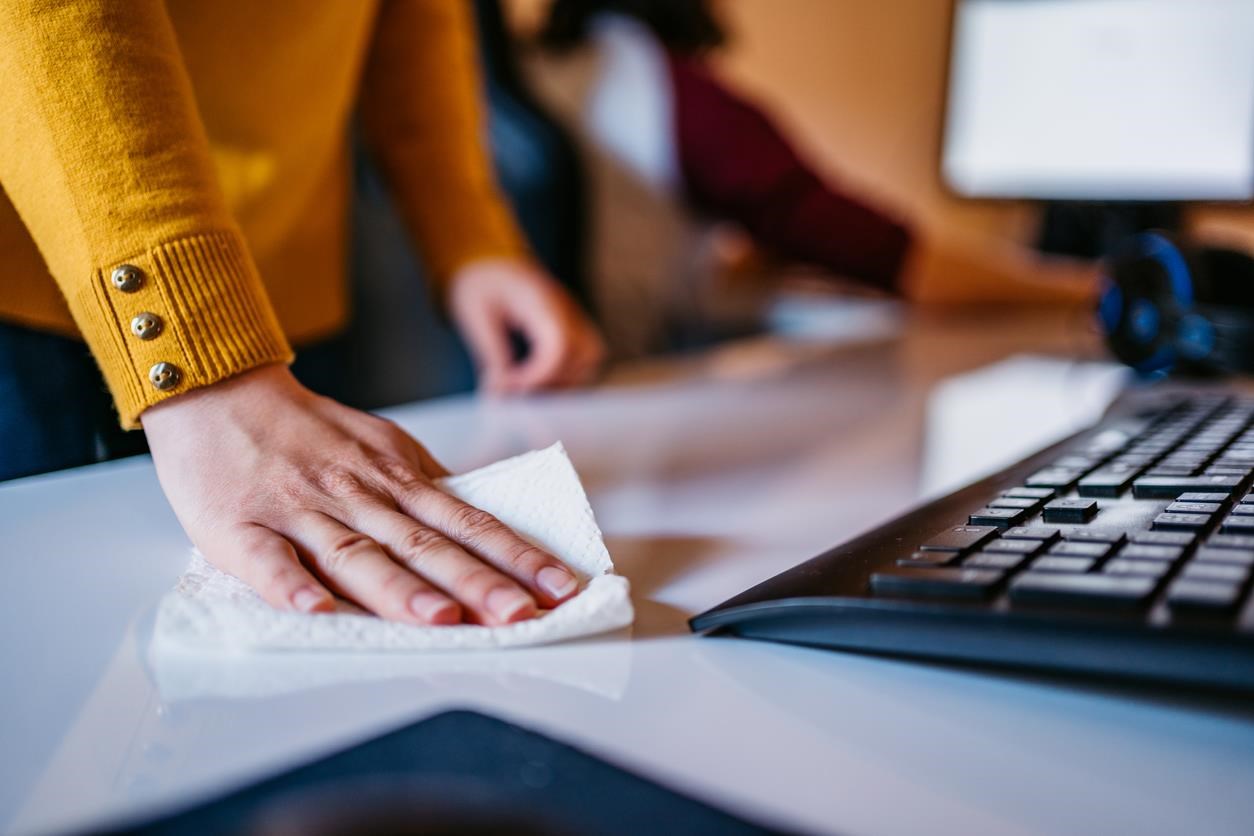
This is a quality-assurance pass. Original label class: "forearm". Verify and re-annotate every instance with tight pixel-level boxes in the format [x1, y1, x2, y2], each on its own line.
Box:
[669, 54, 912, 291]
[900, 227, 1099, 307]
[357, 0, 529, 289]
[0, 0, 289, 427]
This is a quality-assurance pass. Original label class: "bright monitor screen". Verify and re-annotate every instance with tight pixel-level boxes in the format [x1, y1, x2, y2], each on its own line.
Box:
[942, 0, 1254, 201]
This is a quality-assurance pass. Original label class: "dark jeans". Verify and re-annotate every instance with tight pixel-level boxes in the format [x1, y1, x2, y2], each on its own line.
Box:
[0, 321, 347, 482]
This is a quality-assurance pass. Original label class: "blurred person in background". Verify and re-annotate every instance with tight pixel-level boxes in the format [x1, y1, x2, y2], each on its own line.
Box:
[0, 3, 604, 625]
[524, 0, 1099, 357]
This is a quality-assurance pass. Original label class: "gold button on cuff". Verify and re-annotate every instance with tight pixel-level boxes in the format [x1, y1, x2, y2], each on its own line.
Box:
[130, 312, 163, 341]
[110, 264, 144, 292]
[148, 362, 182, 391]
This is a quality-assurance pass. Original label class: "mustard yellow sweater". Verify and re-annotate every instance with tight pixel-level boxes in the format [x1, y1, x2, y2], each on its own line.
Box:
[0, 1, 527, 427]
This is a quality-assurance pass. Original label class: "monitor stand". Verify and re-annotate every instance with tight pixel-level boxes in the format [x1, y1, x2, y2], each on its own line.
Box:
[1036, 201, 1183, 259]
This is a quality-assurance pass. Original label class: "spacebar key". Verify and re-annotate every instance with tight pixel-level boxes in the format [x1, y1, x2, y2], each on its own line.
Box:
[1008, 572, 1156, 609]
[871, 568, 1003, 600]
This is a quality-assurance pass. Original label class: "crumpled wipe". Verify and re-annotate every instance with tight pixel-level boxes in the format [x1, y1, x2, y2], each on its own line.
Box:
[151, 443, 634, 652]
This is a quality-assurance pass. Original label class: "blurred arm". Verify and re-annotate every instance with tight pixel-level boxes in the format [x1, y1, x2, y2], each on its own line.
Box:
[667, 55, 1098, 308]
[357, 0, 530, 292]
[900, 227, 1099, 307]
[668, 54, 913, 292]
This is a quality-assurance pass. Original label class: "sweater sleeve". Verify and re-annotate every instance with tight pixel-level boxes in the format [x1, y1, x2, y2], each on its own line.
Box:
[357, 0, 530, 291]
[668, 54, 913, 293]
[0, 0, 291, 428]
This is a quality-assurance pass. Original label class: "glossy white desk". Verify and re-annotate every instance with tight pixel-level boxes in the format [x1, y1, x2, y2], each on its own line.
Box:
[4, 308, 1253, 835]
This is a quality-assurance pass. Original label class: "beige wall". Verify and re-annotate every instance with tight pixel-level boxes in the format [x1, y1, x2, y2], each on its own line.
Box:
[507, 0, 1254, 251]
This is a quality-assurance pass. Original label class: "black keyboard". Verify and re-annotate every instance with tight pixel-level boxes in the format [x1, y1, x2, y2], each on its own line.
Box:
[690, 388, 1254, 693]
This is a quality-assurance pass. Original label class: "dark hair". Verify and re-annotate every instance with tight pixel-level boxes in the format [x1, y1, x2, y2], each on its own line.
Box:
[537, 0, 727, 55]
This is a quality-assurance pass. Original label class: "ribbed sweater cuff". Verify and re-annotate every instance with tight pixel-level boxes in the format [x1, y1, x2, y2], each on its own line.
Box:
[74, 231, 293, 429]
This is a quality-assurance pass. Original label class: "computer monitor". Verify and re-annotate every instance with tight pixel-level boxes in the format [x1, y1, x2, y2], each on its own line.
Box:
[942, 0, 1254, 202]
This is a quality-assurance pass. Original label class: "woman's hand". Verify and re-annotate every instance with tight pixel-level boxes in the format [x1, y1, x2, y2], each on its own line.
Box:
[901, 228, 1100, 307]
[448, 258, 605, 393]
[142, 364, 580, 625]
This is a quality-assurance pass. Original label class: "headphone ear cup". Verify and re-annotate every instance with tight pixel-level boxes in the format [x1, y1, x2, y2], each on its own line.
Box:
[1100, 233, 1185, 372]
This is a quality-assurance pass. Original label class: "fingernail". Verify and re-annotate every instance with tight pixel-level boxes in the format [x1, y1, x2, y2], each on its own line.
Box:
[537, 566, 578, 600]
[486, 587, 536, 623]
[292, 586, 329, 613]
[410, 592, 460, 624]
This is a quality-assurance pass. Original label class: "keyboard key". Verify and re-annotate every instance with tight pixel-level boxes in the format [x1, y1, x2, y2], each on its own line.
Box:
[1112, 454, 1155, 467]
[969, 507, 1028, 527]
[1167, 579, 1243, 612]
[1207, 534, 1254, 550]
[1009, 572, 1157, 608]
[1144, 466, 1198, 477]
[1119, 543, 1185, 562]
[1178, 492, 1231, 503]
[1205, 467, 1253, 477]
[1242, 493, 1254, 504]
[1133, 475, 1241, 499]
[896, 552, 956, 568]
[1026, 469, 1082, 489]
[870, 568, 1003, 600]
[1166, 501, 1222, 515]
[984, 538, 1047, 555]
[1181, 562, 1251, 584]
[1077, 469, 1137, 497]
[1229, 504, 1254, 515]
[1086, 426, 1136, 452]
[1052, 454, 1098, 470]
[1002, 526, 1060, 542]
[1049, 541, 1113, 559]
[1063, 529, 1125, 545]
[919, 525, 998, 553]
[1002, 487, 1056, 499]
[1193, 547, 1254, 567]
[1042, 498, 1098, 523]
[1221, 515, 1254, 534]
[989, 496, 1039, 510]
[964, 552, 1029, 570]
[1130, 531, 1196, 547]
[1103, 558, 1171, 578]
[1152, 513, 1212, 531]
[1033, 555, 1097, 573]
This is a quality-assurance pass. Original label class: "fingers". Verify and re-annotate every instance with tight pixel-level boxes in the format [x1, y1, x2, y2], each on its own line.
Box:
[213, 523, 335, 614]
[554, 326, 605, 388]
[364, 415, 451, 479]
[507, 315, 568, 391]
[350, 505, 543, 626]
[458, 300, 514, 393]
[385, 479, 580, 608]
[413, 442, 452, 479]
[496, 312, 601, 392]
[283, 511, 462, 626]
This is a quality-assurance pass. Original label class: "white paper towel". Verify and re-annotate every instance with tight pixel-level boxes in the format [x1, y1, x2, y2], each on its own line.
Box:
[152, 443, 634, 652]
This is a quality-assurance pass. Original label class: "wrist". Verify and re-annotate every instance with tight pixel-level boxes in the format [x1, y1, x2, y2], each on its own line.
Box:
[141, 362, 300, 433]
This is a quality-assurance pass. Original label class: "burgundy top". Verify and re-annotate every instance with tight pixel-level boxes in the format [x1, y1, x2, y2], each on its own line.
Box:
[666, 54, 913, 293]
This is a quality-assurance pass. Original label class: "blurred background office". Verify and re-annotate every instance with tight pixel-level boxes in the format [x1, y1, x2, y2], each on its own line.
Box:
[348, 0, 1254, 409]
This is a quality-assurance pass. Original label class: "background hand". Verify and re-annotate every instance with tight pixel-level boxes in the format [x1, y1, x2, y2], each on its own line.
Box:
[448, 258, 605, 393]
[901, 227, 1099, 307]
[141, 365, 580, 625]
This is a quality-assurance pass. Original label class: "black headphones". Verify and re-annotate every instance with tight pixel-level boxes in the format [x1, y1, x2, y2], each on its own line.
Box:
[1098, 232, 1254, 376]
